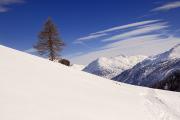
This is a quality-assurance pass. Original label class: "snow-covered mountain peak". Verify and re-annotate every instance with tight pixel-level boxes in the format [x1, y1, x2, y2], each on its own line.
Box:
[147, 44, 180, 62]
[83, 55, 147, 79]
[89, 55, 147, 68]
[168, 44, 180, 58]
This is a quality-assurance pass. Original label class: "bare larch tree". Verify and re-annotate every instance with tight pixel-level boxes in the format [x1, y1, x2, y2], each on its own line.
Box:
[34, 18, 65, 61]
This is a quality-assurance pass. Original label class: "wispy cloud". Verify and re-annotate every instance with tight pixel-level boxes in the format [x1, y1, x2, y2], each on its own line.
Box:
[102, 34, 163, 49]
[75, 33, 107, 44]
[0, 0, 24, 12]
[103, 22, 168, 42]
[74, 20, 160, 44]
[152, 1, 180, 12]
[92, 20, 160, 34]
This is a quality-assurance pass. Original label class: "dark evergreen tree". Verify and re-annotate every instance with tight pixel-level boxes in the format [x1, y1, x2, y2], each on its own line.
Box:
[34, 18, 65, 61]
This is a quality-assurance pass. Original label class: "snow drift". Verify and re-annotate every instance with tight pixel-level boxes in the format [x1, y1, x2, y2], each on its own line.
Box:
[83, 55, 147, 79]
[0, 45, 180, 120]
[113, 44, 180, 91]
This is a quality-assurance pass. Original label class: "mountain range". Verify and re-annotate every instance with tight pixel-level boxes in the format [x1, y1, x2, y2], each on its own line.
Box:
[113, 44, 180, 91]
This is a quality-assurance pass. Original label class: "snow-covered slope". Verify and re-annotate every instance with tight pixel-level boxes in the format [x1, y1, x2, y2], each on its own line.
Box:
[0, 45, 180, 120]
[70, 64, 85, 71]
[83, 55, 147, 79]
[113, 44, 180, 90]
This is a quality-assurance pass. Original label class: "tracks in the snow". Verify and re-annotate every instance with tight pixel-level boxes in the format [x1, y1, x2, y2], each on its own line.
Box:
[141, 90, 180, 120]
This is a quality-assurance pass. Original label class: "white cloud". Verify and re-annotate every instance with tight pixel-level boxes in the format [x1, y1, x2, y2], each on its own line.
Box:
[71, 35, 180, 65]
[102, 34, 162, 49]
[75, 33, 107, 44]
[0, 0, 24, 12]
[103, 22, 168, 42]
[74, 20, 160, 44]
[92, 20, 160, 34]
[152, 1, 180, 11]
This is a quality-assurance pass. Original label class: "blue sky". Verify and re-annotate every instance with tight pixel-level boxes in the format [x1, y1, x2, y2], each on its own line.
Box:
[0, 0, 180, 64]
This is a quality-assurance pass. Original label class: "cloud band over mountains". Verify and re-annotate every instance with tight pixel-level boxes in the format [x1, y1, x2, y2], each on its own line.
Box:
[71, 19, 180, 64]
